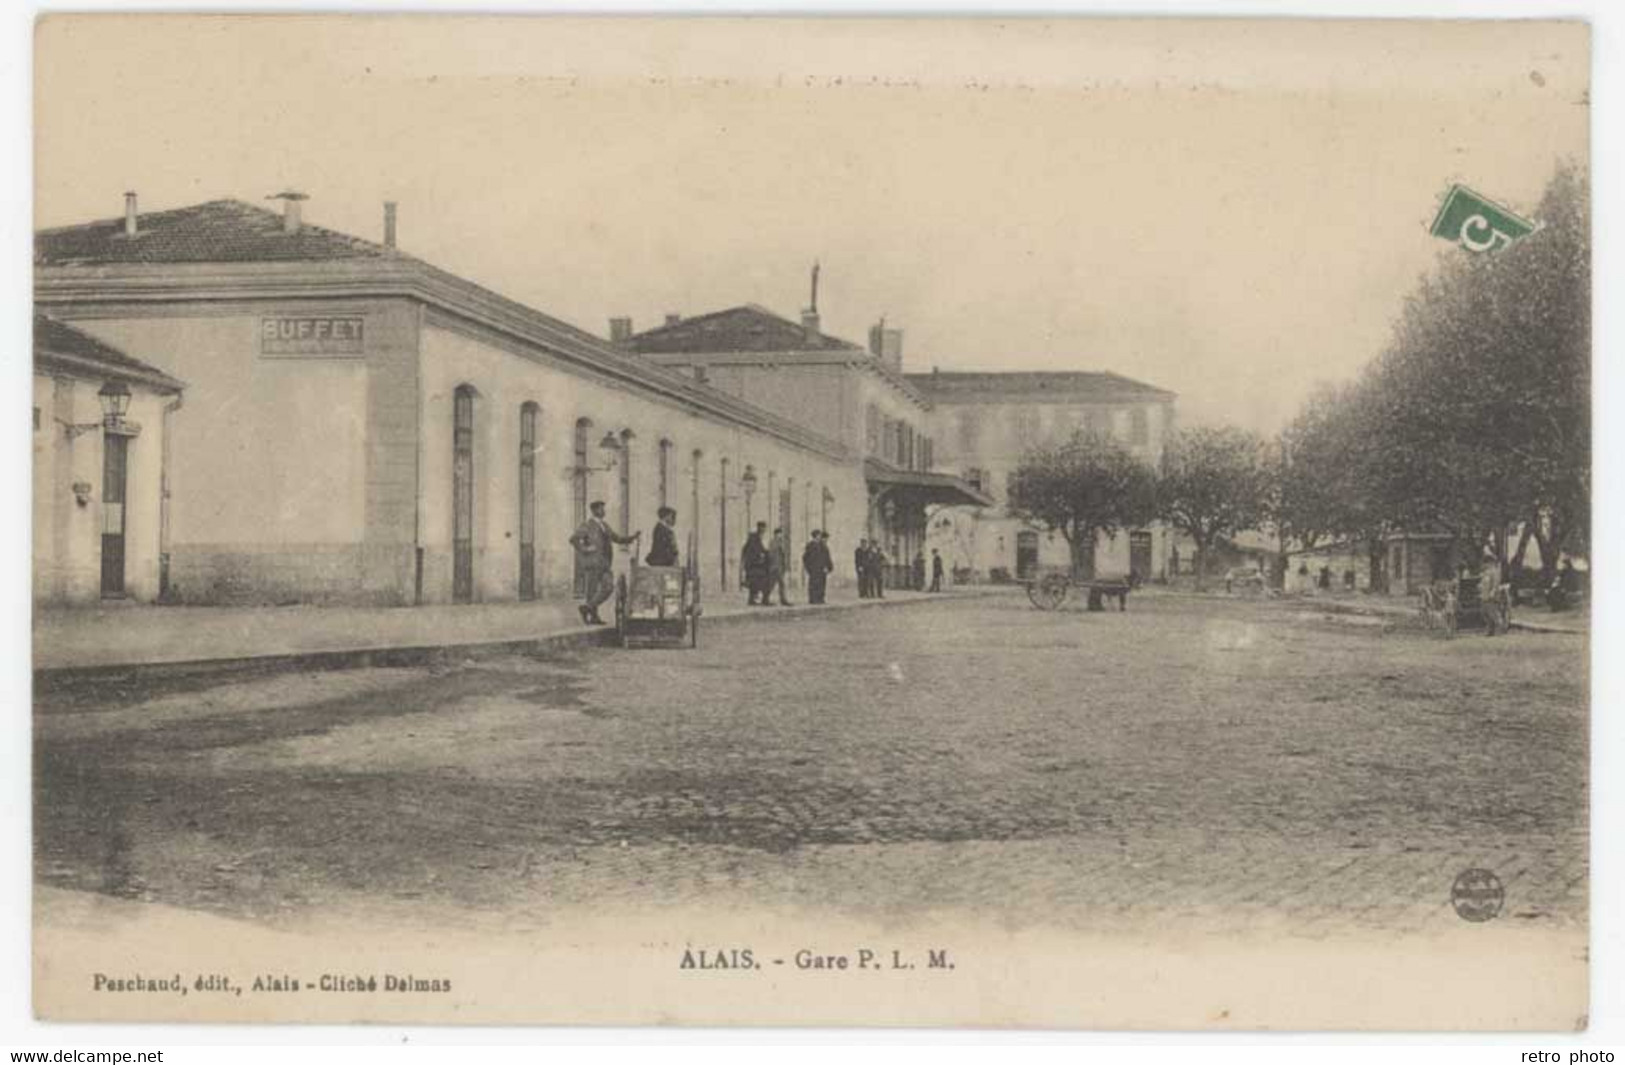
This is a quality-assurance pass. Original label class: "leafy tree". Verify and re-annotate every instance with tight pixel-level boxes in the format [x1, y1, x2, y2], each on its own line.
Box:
[1157, 426, 1274, 588]
[1007, 430, 1158, 579]
[1276, 161, 1589, 582]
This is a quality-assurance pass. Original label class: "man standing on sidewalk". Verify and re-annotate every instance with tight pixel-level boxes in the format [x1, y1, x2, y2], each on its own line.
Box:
[769, 527, 794, 606]
[570, 500, 638, 625]
[804, 530, 832, 605]
[855, 538, 870, 598]
[742, 522, 771, 605]
[930, 548, 945, 592]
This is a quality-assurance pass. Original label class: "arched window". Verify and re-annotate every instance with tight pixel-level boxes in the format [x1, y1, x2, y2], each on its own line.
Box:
[718, 457, 731, 591]
[572, 417, 592, 597]
[658, 438, 674, 511]
[518, 402, 540, 600]
[452, 386, 477, 603]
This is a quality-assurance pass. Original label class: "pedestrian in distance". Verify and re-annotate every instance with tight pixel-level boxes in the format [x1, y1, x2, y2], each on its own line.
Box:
[646, 506, 680, 567]
[870, 542, 888, 598]
[855, 538, 870, 598]
[770, 527, 794, 606]
[804, 530, 834, 605]
[912, 550, 926, 592]
[930, 548, 945, 593]
[741, 522, 771, 605]
[569, 500, 639, 625]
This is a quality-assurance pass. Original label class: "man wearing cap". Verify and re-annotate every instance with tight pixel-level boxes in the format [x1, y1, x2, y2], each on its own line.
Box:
[741, 521, 771, 605]
[569, 500, 638, 625]
[804, 530, 833, 605]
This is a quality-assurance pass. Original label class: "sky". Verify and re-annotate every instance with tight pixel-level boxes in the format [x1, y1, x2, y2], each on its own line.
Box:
[34, 15, 1589, 432]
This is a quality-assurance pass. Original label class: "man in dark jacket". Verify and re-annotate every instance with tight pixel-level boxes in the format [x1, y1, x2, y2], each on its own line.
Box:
[869, 542, 888, 598]
[741, 522, 771, 605]
[855, 538, 870, 598]
[646, 506, 680, 567]
[930, 548, 945, 592]
[804, 531, 833, 604]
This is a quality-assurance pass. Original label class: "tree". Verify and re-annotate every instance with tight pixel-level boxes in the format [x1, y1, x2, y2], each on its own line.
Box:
[1157, 426, 1273, 589]
[1007, 430, 1158, 579]
[1278, 161, 1589, 582]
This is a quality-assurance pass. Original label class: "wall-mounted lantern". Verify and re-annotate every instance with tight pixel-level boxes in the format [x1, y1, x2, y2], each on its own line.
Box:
[740, 465, 758, 503]
[59, 379, 137, 439]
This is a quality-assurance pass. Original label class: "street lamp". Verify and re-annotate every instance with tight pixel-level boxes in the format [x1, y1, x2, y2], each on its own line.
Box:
[59, 379, 135, 438]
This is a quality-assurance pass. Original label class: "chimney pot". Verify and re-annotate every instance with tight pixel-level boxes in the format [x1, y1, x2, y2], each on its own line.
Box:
[609, 317, 634, 345]
[268, 190, 309, 234]
[123, 191, 138, 237]
[383, 201, 398, 248]
[664, 313, 682, 327]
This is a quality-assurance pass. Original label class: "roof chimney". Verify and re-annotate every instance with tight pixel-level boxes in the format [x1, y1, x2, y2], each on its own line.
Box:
[664, 313, 682, 327]
[609, 317, 633, 345]
[801, 309, 822, 343]
[870, 319, 904, 374]
[123, 191, 138, 237]
[268, 190, 309, 234]
[383, 201, 397, 248]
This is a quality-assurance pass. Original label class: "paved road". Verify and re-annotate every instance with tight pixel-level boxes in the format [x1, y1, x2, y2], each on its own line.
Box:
[35, 592, 1587, 936]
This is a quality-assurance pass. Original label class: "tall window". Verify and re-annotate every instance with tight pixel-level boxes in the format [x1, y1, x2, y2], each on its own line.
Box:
[658, 438, 674, 510]
[1130, 407, 1150, 445]
[518, 402, 539, 600]
[718, 457, 731, 591]
[957, 409, 981, 452]
[690, 449, 703, 562]
[572, 418, 592, 596]
[618, 430, 634, 533]
[452, 386, 477, 604]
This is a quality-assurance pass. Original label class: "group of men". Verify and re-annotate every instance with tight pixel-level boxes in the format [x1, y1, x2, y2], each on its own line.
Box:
[570, 498, 944, 623]
[568, 499, 680, 625]
[739, 523, 837, 606]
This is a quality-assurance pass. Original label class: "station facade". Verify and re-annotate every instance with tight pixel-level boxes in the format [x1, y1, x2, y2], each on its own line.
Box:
[35, 196, 866, 606]
[35, 191, 1178, 607]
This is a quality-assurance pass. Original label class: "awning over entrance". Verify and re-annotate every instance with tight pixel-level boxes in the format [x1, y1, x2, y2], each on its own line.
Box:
[864, 460, 994, 508]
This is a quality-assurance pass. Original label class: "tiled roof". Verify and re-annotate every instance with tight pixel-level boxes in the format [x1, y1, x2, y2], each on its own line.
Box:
[905, 369, 1175, 401]
[34, 199, 396, 266]
[34, 314, 185, 391]
[628, 305, 866, 354]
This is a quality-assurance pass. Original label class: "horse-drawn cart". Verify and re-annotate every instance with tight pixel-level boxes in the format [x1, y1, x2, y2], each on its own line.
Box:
[1022, 568, 1135, 612]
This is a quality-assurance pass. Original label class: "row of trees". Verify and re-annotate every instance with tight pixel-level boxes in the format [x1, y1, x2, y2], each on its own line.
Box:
[1007, 161, 1589, 588]
[1277, 163, 1589, 583]
[1007, 424, 1272, 588]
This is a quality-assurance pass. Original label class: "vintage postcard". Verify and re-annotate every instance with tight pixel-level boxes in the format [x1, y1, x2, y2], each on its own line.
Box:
[31, 15, 1591, 1028]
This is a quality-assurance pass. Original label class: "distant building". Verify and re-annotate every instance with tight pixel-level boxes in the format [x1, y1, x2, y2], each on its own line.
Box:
[626, 305, 992, 589]
[33, 314, 186, 605]
[906, 370, 1178, 583]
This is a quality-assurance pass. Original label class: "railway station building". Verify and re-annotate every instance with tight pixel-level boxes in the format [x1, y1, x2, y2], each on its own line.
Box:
[34, 194, 866, 606]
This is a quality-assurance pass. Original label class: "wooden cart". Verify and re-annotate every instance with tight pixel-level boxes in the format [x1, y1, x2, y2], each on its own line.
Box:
[1022, 568, 1134, 612]
[613, 534, 701, 648]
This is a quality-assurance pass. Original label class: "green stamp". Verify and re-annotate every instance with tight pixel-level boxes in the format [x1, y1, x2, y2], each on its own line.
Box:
[1429, 183, 1539, 253]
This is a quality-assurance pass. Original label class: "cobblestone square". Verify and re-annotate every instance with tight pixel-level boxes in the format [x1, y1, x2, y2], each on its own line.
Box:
[35, 593, 1588, 938]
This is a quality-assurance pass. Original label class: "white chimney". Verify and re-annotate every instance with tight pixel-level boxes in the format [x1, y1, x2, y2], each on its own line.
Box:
[123, 191, 138, 237]
[267, 190, 309, 234]
[383, 201, 398, 248]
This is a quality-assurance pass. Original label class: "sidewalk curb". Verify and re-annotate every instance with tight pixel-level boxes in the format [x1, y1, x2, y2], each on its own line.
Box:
[32, 591, 983, 686]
